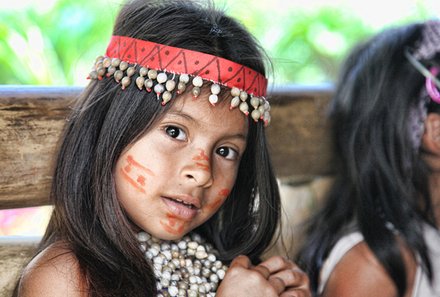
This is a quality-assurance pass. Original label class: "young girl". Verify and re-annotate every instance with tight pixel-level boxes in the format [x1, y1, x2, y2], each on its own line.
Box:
[14, 0, 310, 296]
[297, 20, 440, 297]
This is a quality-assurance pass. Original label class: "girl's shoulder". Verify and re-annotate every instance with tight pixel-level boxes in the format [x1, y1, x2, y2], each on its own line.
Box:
[321, 235, 417, 297]
[17, 241, 87, 297]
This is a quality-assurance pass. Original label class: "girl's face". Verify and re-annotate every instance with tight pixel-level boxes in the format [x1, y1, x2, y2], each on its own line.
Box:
[114, 91, 248, 240]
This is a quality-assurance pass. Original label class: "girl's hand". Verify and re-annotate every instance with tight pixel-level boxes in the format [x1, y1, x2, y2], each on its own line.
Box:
[255, 256, 311, 297]
[216, 255, 311, 297]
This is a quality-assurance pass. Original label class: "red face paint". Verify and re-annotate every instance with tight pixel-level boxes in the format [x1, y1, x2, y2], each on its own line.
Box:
[205, 188, 230, 211]
[192, 149, 210, 172]
[160, 213, 186, 235]
[121, 155, 155, 193]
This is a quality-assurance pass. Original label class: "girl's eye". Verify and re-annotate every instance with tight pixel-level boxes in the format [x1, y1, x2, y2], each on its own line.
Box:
[165, 126, 187, 141]
[216, 147, 238, 160]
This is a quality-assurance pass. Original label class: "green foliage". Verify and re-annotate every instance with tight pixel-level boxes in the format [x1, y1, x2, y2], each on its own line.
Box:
[0, 0, 113, 85]
[0, 0, 428, 85]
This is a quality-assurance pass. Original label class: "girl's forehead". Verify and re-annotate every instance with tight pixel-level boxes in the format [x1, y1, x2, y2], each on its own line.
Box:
[167, 91, 249, 134]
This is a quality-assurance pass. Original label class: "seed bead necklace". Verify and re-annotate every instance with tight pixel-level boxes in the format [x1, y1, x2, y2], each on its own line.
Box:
[137, 232, 228, 297]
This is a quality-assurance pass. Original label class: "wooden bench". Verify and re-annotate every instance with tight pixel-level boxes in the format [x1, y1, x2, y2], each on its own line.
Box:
[0, 84, 334, 296]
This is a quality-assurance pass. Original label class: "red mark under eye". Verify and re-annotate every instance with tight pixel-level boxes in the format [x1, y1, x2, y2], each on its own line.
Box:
[127, 155, 155, 176]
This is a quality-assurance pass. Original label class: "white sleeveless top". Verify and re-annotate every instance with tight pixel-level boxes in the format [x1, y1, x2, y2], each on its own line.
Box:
[318, 224, 440, 296]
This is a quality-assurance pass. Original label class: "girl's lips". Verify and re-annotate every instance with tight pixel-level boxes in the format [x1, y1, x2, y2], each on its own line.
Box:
[161, 196, 198, 220]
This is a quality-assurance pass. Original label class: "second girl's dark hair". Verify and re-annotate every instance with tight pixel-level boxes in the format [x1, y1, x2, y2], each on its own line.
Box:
[15, 1, 280, 296]
[297, 22, 438, 296]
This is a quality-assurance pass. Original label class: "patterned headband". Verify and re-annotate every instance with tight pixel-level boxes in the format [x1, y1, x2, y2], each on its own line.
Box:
[406, 20, 440, 150]
[88, 36, 271, 126]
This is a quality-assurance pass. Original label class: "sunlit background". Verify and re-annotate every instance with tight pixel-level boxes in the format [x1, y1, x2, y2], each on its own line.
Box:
[1, 0, 439, 236]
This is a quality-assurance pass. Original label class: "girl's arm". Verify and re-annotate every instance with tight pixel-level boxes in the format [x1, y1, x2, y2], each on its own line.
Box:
[17, 243, 87, 297]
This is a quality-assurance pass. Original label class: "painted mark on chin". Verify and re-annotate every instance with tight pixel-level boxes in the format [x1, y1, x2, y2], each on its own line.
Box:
[160, 215, 186, 235]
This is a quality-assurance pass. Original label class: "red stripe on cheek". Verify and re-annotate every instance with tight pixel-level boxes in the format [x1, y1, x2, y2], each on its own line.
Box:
[137, 175, 146, 186]
[126, 155, 155, 176]
[120, 168, 146, 193]
[219, 189, 230, 197]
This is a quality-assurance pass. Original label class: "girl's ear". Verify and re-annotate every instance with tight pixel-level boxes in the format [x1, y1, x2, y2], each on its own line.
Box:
[422, 113, 440, 155]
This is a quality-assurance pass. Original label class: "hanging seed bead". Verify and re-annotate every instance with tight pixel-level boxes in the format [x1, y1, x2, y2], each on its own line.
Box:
[177, 82, 186, 94]
[139, 67, 148, 77]
[157, 72, 168, 84]
[148, 69, 158, 80]
[165, 80, 176, 92]
[154, 84, 165, 100]
[95, 55, 104, 63]
[114, 70, 124, 82]
[231, 87, 240, 97]
[208, 94, 218, 106]
[145, 79, 154, 92]
[179, 74, 190, 83]
[126, 66, 136, 77]
[239, 91, 248, 102]
[192, 87, 201, 98]
[192, 76, 203, 87]
[250, 96, 260, 109]
[136, 76, 145, 90]
[88, 70, 98, 80]
[106, 66, 116, 77]
[121, 76, 131, 90]
[111, 58, 121, 67]
[210, 84, 221, 95]
[97, 67, 106, 79]
[239, 102, 249, 115]
[102, 57, 111, 68]
[119, 61, 129, 71]
[162, 91, 172, 105]
[251, 109, 261, 122]
[230, 97, 240, 109]
[258, 105, 265, 116]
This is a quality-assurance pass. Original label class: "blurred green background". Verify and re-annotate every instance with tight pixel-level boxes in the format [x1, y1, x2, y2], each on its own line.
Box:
[0, 0, 439, 86]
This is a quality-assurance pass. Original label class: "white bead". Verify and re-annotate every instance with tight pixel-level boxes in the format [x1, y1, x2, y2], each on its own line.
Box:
[148, 69, 158, 79]
[208, 94, 218, 105]
[188, 241, 199, 249]
[209, 274, 219, 283]
[239, 91, 248, 101]
[239, 102, 249, 115]
[139, 67, 148, 77]
[162, 271, 171, 280]
[250, 96, 260, 109]
[179, 73, 190, 83]
[192, 76, 203, 87]
[207, 254, 216, 262]
[230, 96, 240, 109]
[210, 84, 221, 95]
[231, 87, 240, 97]
[168, 285, 179, 296]
[137, 232, 150, 242]
[154, 83, 165, 94]
[217, 269, 226, 280]
[178, 241, 187, 250]
[157, 72, 168, 84]
[166, 80, 176, 91]
[195, 251, 208, 259]
[251, 109, 261, 122]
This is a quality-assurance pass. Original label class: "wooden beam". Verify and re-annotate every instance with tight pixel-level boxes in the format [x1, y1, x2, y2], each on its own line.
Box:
[0, 85, 334, 209]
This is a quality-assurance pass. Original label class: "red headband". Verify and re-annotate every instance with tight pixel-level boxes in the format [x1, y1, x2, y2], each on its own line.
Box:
[105, 35, 268, 97]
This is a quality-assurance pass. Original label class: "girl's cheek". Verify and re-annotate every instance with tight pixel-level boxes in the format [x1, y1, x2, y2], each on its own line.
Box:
[119, 154, 155, 193]
[205, 189, 230, 211]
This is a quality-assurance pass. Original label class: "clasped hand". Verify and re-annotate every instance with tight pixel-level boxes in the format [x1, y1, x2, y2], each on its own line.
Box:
[217, 255, 311, 297]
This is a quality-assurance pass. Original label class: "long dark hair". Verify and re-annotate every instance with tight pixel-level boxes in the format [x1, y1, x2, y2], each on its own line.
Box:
[297, 22, 438, 296]
[15, 1, 280, 296]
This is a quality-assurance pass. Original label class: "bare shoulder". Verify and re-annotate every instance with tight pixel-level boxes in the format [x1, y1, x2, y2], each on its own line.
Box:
[322, 240, 417, 297]
[17, 241, 87, 297]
